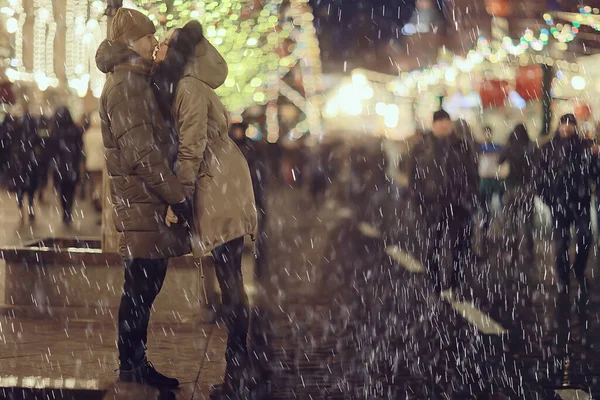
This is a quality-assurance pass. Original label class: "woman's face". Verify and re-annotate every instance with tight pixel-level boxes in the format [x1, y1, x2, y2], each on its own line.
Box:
[155, 30, 177, 63]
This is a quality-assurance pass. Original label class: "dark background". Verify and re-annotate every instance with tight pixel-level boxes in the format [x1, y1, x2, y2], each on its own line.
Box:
[308, 0, 418, 73]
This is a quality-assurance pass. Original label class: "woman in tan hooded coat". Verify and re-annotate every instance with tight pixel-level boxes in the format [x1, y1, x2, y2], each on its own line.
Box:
[152, 21, 257, 398]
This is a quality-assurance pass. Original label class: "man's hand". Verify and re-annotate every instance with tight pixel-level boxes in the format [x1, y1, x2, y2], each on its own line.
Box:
[591, 143, 600, 155]
[170, 197, 194, 227]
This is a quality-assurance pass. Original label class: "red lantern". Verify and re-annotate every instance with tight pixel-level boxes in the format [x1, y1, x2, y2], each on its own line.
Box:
[486, 0, 511, 17]
[0, 81, 15, 105]
[515, 65, 543, 102]
[574, 104, 592, 121]
[479, 79, 509, 108]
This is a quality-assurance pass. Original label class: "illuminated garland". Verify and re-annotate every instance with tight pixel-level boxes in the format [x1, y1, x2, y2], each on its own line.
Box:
[390, 5, 599, 95]
[130, 0, 322, 138]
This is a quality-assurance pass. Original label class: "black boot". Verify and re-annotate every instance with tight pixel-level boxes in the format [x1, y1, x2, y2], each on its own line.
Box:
[210, 348, 250, 399]
[119, 359, 179, 389]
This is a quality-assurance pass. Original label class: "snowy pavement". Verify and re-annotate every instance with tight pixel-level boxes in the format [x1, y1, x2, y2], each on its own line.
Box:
[251, 178, 600, 399]
[2, 173, 600, 399]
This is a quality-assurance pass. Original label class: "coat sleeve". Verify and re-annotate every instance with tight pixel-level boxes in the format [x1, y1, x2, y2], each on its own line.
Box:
[105, 78, 186, 205]
[173, 79, 209, 198]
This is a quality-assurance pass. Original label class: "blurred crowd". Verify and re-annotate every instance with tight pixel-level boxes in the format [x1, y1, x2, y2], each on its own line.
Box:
[274, 109, 600, 303]
[2, 103, 597, 302]
[0, 108, 103, 225]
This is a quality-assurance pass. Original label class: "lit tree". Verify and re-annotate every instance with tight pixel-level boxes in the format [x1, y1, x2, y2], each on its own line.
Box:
[130, 0, 323, 139]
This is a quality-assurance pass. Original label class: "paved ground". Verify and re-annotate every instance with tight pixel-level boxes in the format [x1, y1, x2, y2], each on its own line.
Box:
[251, 172, 600, 399]
[0, 184, 230, 399]
[3, 155, 600, 399]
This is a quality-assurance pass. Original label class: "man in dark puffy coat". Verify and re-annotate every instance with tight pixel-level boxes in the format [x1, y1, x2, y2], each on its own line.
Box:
[95, 8, 193, 389]
[410, 110, 479, 295]
[539, 114, 593, 294]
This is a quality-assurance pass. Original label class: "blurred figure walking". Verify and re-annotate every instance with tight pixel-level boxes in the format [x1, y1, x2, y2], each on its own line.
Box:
[36, 115, 55, 202]
[498, 124, 537, 264]
[82, 113, 104, 222]
[539, 114, 593, 294]
[50, 107, 85, 225]
[477, 126, 506, 256]
[410, 110, 479, 295]
[7, 112, 40, 220]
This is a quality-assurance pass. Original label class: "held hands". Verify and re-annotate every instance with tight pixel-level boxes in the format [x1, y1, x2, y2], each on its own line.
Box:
[166, 197, 193, 228]
[165, 206, 181, 227]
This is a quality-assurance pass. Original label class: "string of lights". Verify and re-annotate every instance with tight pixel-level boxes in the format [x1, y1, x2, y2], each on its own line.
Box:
[389, 5, 600, 97]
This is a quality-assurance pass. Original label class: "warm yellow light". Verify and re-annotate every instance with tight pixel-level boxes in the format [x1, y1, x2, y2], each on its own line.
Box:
[6, 17, 17, 33]
[571, 75, 586, 90]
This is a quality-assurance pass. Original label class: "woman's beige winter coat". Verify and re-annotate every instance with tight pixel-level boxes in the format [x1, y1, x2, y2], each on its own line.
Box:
[172, 38, 257, 257]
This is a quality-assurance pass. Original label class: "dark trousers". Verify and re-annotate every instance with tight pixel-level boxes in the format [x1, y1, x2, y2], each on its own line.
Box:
[504, 186, 535, 262]
[552, 203, 592, 288]
[212, 237, 249, 363]
[480, 178, 505, 237]
[118, 258, 168, 368]
[59, 180, 77, 221]
[16, 188, 35, 210]
[425, 208, 472, 291]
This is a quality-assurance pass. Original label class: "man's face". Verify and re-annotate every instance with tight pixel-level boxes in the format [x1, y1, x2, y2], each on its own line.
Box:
[232, 127, 245, 140]
[432, 118, 453, 138]
[130, 34, 158, 61]
[558, 122, 575, 138]
[484, 128, 492, 141]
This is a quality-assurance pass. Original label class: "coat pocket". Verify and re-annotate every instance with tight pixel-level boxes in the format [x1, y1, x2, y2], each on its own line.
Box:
[197, 167, 214, 190]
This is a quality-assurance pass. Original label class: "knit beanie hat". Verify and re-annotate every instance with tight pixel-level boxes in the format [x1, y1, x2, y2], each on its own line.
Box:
[559, 113, 577, 125]
[433, 109, 451, 122]
[110, 8, 155, 44]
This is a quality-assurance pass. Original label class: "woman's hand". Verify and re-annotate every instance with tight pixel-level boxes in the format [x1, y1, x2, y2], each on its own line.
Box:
[165, 206, 179, 227]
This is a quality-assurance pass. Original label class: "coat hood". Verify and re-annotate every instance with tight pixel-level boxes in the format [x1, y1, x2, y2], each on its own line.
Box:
[95, 39, 140, 74]
[184, 39, 228, 89]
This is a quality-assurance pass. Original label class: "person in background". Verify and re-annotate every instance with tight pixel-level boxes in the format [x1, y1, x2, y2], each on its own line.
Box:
[477, 126, 506, 256]
[36, 115, 54, 202]
[230, 122, 267, 232]
[498, 124, 537, 264]
[539, 114, 593, 294]
[0, 113, 15, 179]
[50, 107, 86, 225]
[410, 110, 479, 295]
[591, 123, 600, 245]
[82, 112, 104, 222]
[8, 111, 40, 220]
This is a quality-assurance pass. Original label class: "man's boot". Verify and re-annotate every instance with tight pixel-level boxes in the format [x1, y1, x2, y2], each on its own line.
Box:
[119, 359, 179, 389]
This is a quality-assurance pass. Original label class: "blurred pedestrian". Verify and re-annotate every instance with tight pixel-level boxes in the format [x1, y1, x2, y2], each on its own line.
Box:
[410, 110, 479, 295]
[153, 20, 257, 399]
[36, 115, 55, 202]
[82, 112, 104, 217]
[7, 112, 40, 220]
[477, 126, 506, 255]
[230, 122, 267, 228]
[50, 107, 85, 225]
[0, 113, 15, 178]
[498, 124, 537, 264]
[308, 142, 333, 207]
[539, 114, 593, 293]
